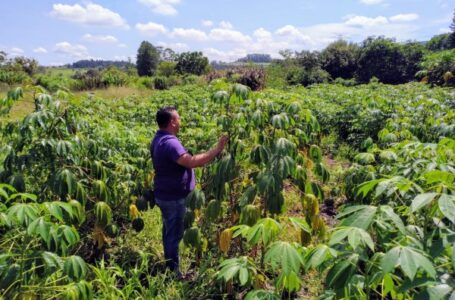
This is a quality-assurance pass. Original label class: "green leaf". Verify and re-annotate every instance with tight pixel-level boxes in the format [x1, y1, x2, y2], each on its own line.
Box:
[304, 244, 337, 270]
[326, 255, 357, 289]
[264, 241, 303, 275]
[438, 194, 455, 224]
[380, 205, 406, 234]
[339, 205, 377, 230]
[427, 284, 452, 300]
[289, 217, 311, 233]
[382, 246, 436, 280]
[244, 290, 280, 300]
[246, 218, 281, 246]
[330, 227, 375, 251]
[42, 251, 64, 270]
[64, 255, 87, 281]
[381, 247, 400, 274]
[412, 193, 439, 212]
[27, 217, 51, 242]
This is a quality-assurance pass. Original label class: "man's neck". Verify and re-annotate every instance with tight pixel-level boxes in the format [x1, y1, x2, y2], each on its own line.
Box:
[159, 128, 176, 136]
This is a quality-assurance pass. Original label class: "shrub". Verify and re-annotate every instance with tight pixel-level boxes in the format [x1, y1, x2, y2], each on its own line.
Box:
[101, 67, 128, 87]
[153, 76, 169, 90]
[420, 49, 455, 86]
[236, 68, 266, 91]
[72, 69, 104, 90]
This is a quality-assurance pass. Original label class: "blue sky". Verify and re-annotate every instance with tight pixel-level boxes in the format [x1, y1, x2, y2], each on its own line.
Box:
[0, 0, 453, 65]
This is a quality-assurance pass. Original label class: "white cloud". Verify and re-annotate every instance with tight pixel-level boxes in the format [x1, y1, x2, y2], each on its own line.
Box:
[209, 28, 251, 43]
[204, 47, 247, 62]
[439, 27, 451, 33]
[275, 25, 311, 42]
[157, 41, 189, 51]
[202, 20, 213, 27]
[50, 3, 129, 29]
[136, 22, 168, 35]
[54, 42, 90, 59]
[219, 21, 233, 29]
[345, 15, 388, 26]
[138, 0, 181, 16]
[171, 28, 208, 41]
[10, 47, 24, 55]
[360, 0, 384, 4]
[253, 28, 272, 42]
[83, 34, 118, 43]
[118, 43, 128, 48]
[389, 14, 419, 22]
[33, 47, 48, 54]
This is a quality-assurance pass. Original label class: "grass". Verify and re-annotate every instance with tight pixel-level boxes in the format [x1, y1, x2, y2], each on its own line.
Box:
[0, 91, 35, 123]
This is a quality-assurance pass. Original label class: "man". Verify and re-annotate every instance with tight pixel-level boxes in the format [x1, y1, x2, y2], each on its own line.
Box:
[150, 106, 228, 276]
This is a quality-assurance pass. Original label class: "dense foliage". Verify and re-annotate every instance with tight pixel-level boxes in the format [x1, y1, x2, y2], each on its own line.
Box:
[1, 80, 453, 299]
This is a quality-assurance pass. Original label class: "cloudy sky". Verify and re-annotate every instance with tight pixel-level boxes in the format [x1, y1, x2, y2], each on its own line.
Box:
[0, 0, 452, 65]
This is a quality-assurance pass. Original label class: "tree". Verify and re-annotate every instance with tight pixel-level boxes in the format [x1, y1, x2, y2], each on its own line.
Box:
[356, 36, 407, 84]
[286, 50, 330, 86]
[320, 40, 359, 79]
[156, 47, 176, 62]
[136, 41, 160, 76]
[426, 33, 452, 52]
[401, 42, 427, 81]
[450, 10, 455, 48]
[175, 52, 209, 75]
[157, 61, 177, 77]
[13, 56, 38, 76]
[0, 51, 6, 65]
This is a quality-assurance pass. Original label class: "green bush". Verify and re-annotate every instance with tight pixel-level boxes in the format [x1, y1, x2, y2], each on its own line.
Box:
[153, 76, 169, 90]
[420, 49, 455, 86]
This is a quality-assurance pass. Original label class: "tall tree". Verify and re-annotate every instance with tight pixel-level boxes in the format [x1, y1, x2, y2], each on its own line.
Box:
[356, 36, 407, 84]
[136, 41, 160, 76]
[175, 52, 209, 75]
[320, 40, 359, 79]
[450, 9, 455, 48]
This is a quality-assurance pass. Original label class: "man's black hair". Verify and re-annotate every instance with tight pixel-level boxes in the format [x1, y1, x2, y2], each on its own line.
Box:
[156, 106, 177, 128]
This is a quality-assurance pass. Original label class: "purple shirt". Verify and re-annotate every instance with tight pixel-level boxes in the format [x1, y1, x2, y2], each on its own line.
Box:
[150, 130, 195, 201]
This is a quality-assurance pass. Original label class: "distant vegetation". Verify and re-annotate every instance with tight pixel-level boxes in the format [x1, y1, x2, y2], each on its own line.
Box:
[1, 16, 455, 92]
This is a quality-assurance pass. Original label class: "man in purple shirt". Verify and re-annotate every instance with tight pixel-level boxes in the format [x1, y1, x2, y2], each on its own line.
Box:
[150, 106, 228, 276]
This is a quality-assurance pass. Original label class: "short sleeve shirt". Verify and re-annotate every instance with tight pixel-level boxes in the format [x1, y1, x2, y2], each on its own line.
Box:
[150, 130, 195, 201]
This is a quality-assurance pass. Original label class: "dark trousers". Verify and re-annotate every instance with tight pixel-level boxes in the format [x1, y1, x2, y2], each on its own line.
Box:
[155, 198, 186, 273]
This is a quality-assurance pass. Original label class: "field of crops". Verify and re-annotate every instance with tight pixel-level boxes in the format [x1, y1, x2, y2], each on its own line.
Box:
[0, 81, 454, 299]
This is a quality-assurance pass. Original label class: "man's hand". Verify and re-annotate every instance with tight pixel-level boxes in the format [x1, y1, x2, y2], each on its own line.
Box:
[216, 135, 229, 153]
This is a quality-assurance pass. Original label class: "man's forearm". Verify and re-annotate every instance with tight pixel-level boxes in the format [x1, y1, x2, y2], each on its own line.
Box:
[190, 147, 220, 168]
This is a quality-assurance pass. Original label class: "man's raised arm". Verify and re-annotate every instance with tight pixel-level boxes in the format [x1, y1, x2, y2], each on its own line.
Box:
[176, 135, 228, 168]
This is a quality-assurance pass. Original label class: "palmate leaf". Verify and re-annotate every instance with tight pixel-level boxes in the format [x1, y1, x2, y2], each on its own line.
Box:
[354, 152, 375, 165]
[326, 254, 358, 289]
[246, 218, 282, 246]
[64, 255, 88, 281]
[264, 241, 304, 275]
[7, 203, 39, 226]
[309, 145, 322, 163]
[216, 256, 256, 287]
[338, 205, 378, 230]
[42, 251, 64, 270]
[438, 194, 455, 224]
[412, 192, 439, 212]
[55, 169, 77, 198]
[275, 271, 302, 292]
[304, 244, 337, 270]
[27, 217, 51, 242]
[329, 226, 375, 251]
[381, 246, 436, 280]
[64, 280, 93, 300]
[274, 138, 295, 156]
[270, 155, 295, 179]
